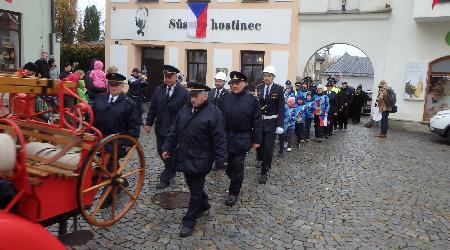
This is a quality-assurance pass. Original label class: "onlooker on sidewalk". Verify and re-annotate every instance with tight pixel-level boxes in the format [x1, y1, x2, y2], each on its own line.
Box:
[48, 59, 60, 80]
[60, 63, 72, 80]
[35, 52, 50, 78]
[375, 80, 391, 138]
[127, 68, 149, 125]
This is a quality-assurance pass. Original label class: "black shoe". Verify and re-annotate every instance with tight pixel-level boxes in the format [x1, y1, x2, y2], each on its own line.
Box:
[338, 126, 343, 130]
[156, 181, 170, 189]
[256, 161, 261, 169]
[179, 226, 193, 237]
[195, 203, 211, 219]
[344, 124, 348, 129]
[224, 195, 238, 207]
[277, 152, 284, 157]
[258, 173, 268, 184]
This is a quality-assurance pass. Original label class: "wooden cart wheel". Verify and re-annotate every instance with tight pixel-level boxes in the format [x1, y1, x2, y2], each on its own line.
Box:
[77, 134, 145, 227]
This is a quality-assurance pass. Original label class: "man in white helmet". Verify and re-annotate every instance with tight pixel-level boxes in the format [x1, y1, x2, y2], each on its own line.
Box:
[208, 71, 229, 106]
[255, 65, 285, 184]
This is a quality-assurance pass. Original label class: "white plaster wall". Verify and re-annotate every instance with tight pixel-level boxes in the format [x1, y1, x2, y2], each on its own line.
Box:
[1, 0, 60, 66]
[413, 0, 450, 22]
[300, 0, 391, 13]
[338, 76, 374, 92]
[110, 45, 128, 77]
[381, 2, 450, 121]
[168, 47, 179, 69]
[298, 0, 450, 122]
[271, 50, 290, 86]
[213, 49, 232, 89]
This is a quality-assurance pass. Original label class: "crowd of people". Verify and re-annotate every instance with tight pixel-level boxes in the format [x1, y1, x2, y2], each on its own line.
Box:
[9, 56, 395, 238]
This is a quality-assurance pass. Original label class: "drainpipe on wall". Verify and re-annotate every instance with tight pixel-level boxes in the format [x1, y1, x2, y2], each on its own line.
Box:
[49, 0, 56, 56]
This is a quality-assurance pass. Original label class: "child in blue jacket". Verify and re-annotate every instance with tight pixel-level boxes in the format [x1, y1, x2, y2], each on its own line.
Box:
[304, 92, 316, 141]
[283, 96, 297, 152]
[313, 84, 330, 141]
[295, 95, 307, 144]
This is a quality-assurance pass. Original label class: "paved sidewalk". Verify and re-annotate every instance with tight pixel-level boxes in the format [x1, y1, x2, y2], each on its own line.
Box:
[71, 122, 450, 249]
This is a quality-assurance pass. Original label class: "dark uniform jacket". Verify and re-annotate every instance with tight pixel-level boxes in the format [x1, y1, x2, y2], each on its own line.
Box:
[163, 101, 228, 176]
[208, 88, 229, 106]
[352, 90, 368, 108]
[337, 87, 354, 109]
[93, 93, 140, 138]
[35, 59, 50, 79]
[256, 83, 285, 132]
[127, 76, 149, 99]
[325, 90, 339, 114]
[146, 83, 189, 137]
[218, 91, 262, 154]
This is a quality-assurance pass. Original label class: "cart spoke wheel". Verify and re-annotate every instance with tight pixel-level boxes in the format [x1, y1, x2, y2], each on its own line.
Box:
[77, 134, 145, 227]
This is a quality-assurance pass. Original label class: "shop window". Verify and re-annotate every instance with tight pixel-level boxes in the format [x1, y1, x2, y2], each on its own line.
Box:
[241, 51, 264, 90]
[187, 50, 207, 83]
[0, 10, 20, 73]
[424, 56, 450, 121]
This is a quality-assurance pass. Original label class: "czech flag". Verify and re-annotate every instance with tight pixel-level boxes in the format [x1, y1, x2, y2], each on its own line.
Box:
[432, 0, 441, 9]
[187, 3, 208, 38]
[319, 116, 327, 127]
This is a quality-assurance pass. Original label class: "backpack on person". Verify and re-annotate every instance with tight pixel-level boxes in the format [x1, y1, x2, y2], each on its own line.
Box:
[386, 88, 397, 113]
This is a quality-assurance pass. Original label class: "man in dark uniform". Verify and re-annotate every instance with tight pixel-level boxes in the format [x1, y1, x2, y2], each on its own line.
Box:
[93, 72, 140, 139]
[162, 82, 227, 237]
[256, 65, 285, 184]
[208, 71, 229, 106]
[92, 72, 140, 207]
[35, 52, 50, 78]
[337, 81, 354, 129]
[351, 84, 368, 124]
[127, 68, 149, 125]
[325, 82, 339, 136]
[145, 65, 189, 189]
[218, 71, 262, 206]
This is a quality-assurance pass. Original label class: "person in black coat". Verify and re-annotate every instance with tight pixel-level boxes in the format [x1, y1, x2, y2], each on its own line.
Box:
[218, 71, 262, 206]
[256, 66, 285, 184]
[351, 84, 368, 123]
[162, 82, 227, 237]
[93, 73, 140, 139]
[35, 52, 51, 78]
[325, 82, 339, 136]
[208, 71, 229, 106]
[127, 68, 149, 125]
[337, 82, 354, 129]
[145, 65, 189, 189]
[60, 62, 72, 80]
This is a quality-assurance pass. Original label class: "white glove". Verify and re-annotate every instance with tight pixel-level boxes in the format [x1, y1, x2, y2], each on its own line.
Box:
[275, 127, 284, 134]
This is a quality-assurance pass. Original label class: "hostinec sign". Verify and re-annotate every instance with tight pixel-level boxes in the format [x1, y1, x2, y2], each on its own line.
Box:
[169, 19, 262, 31]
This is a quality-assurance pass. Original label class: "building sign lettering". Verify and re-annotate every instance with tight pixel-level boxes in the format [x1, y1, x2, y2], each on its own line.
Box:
[169, 19, 262, 31]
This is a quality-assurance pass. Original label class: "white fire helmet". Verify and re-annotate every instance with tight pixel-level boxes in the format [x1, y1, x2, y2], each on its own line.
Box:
[317, 84, 324, 89]
[214, 72, 227, 82]
[263, 65, 276, 76]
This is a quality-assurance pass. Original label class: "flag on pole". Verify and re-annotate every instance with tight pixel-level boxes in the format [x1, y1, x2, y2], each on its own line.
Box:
[319, 116, 327, 127]
[187, 3, 208, 38]
[432, 0, 440, 9]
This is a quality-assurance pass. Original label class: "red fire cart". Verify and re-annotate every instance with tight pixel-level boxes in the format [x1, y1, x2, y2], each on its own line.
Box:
[0, 75, 145, 233]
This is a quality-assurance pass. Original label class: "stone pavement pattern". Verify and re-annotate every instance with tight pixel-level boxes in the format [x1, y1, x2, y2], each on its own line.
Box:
[69, 123, 450, 249]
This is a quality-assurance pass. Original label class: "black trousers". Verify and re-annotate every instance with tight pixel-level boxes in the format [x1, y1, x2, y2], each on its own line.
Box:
[295, 123, 306, 141]
[314, 115, 324, 138]
[226, 153, 246, 196]
[352, 105, 362, 123]
[326, 112, 335, 135]
[338, 105, 350, 127]
[131, 97, 143, 125]
[156, 134, 176, 183]
[256, 131, 276, 174]
[183, 173, 209, 229]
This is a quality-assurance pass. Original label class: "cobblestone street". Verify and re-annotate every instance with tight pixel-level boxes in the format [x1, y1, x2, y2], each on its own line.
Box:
[72, 122, 450, 249]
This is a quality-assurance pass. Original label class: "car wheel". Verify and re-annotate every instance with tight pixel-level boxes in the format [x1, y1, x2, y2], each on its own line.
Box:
[447, 129, 450, 144]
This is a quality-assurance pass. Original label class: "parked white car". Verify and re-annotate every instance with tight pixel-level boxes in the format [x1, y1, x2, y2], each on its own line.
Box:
[429, 110, 450, 143]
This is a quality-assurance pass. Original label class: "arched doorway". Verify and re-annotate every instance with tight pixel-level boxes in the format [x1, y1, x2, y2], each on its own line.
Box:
[423, 56, 450, 121]
[302, 43, 374, 91]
